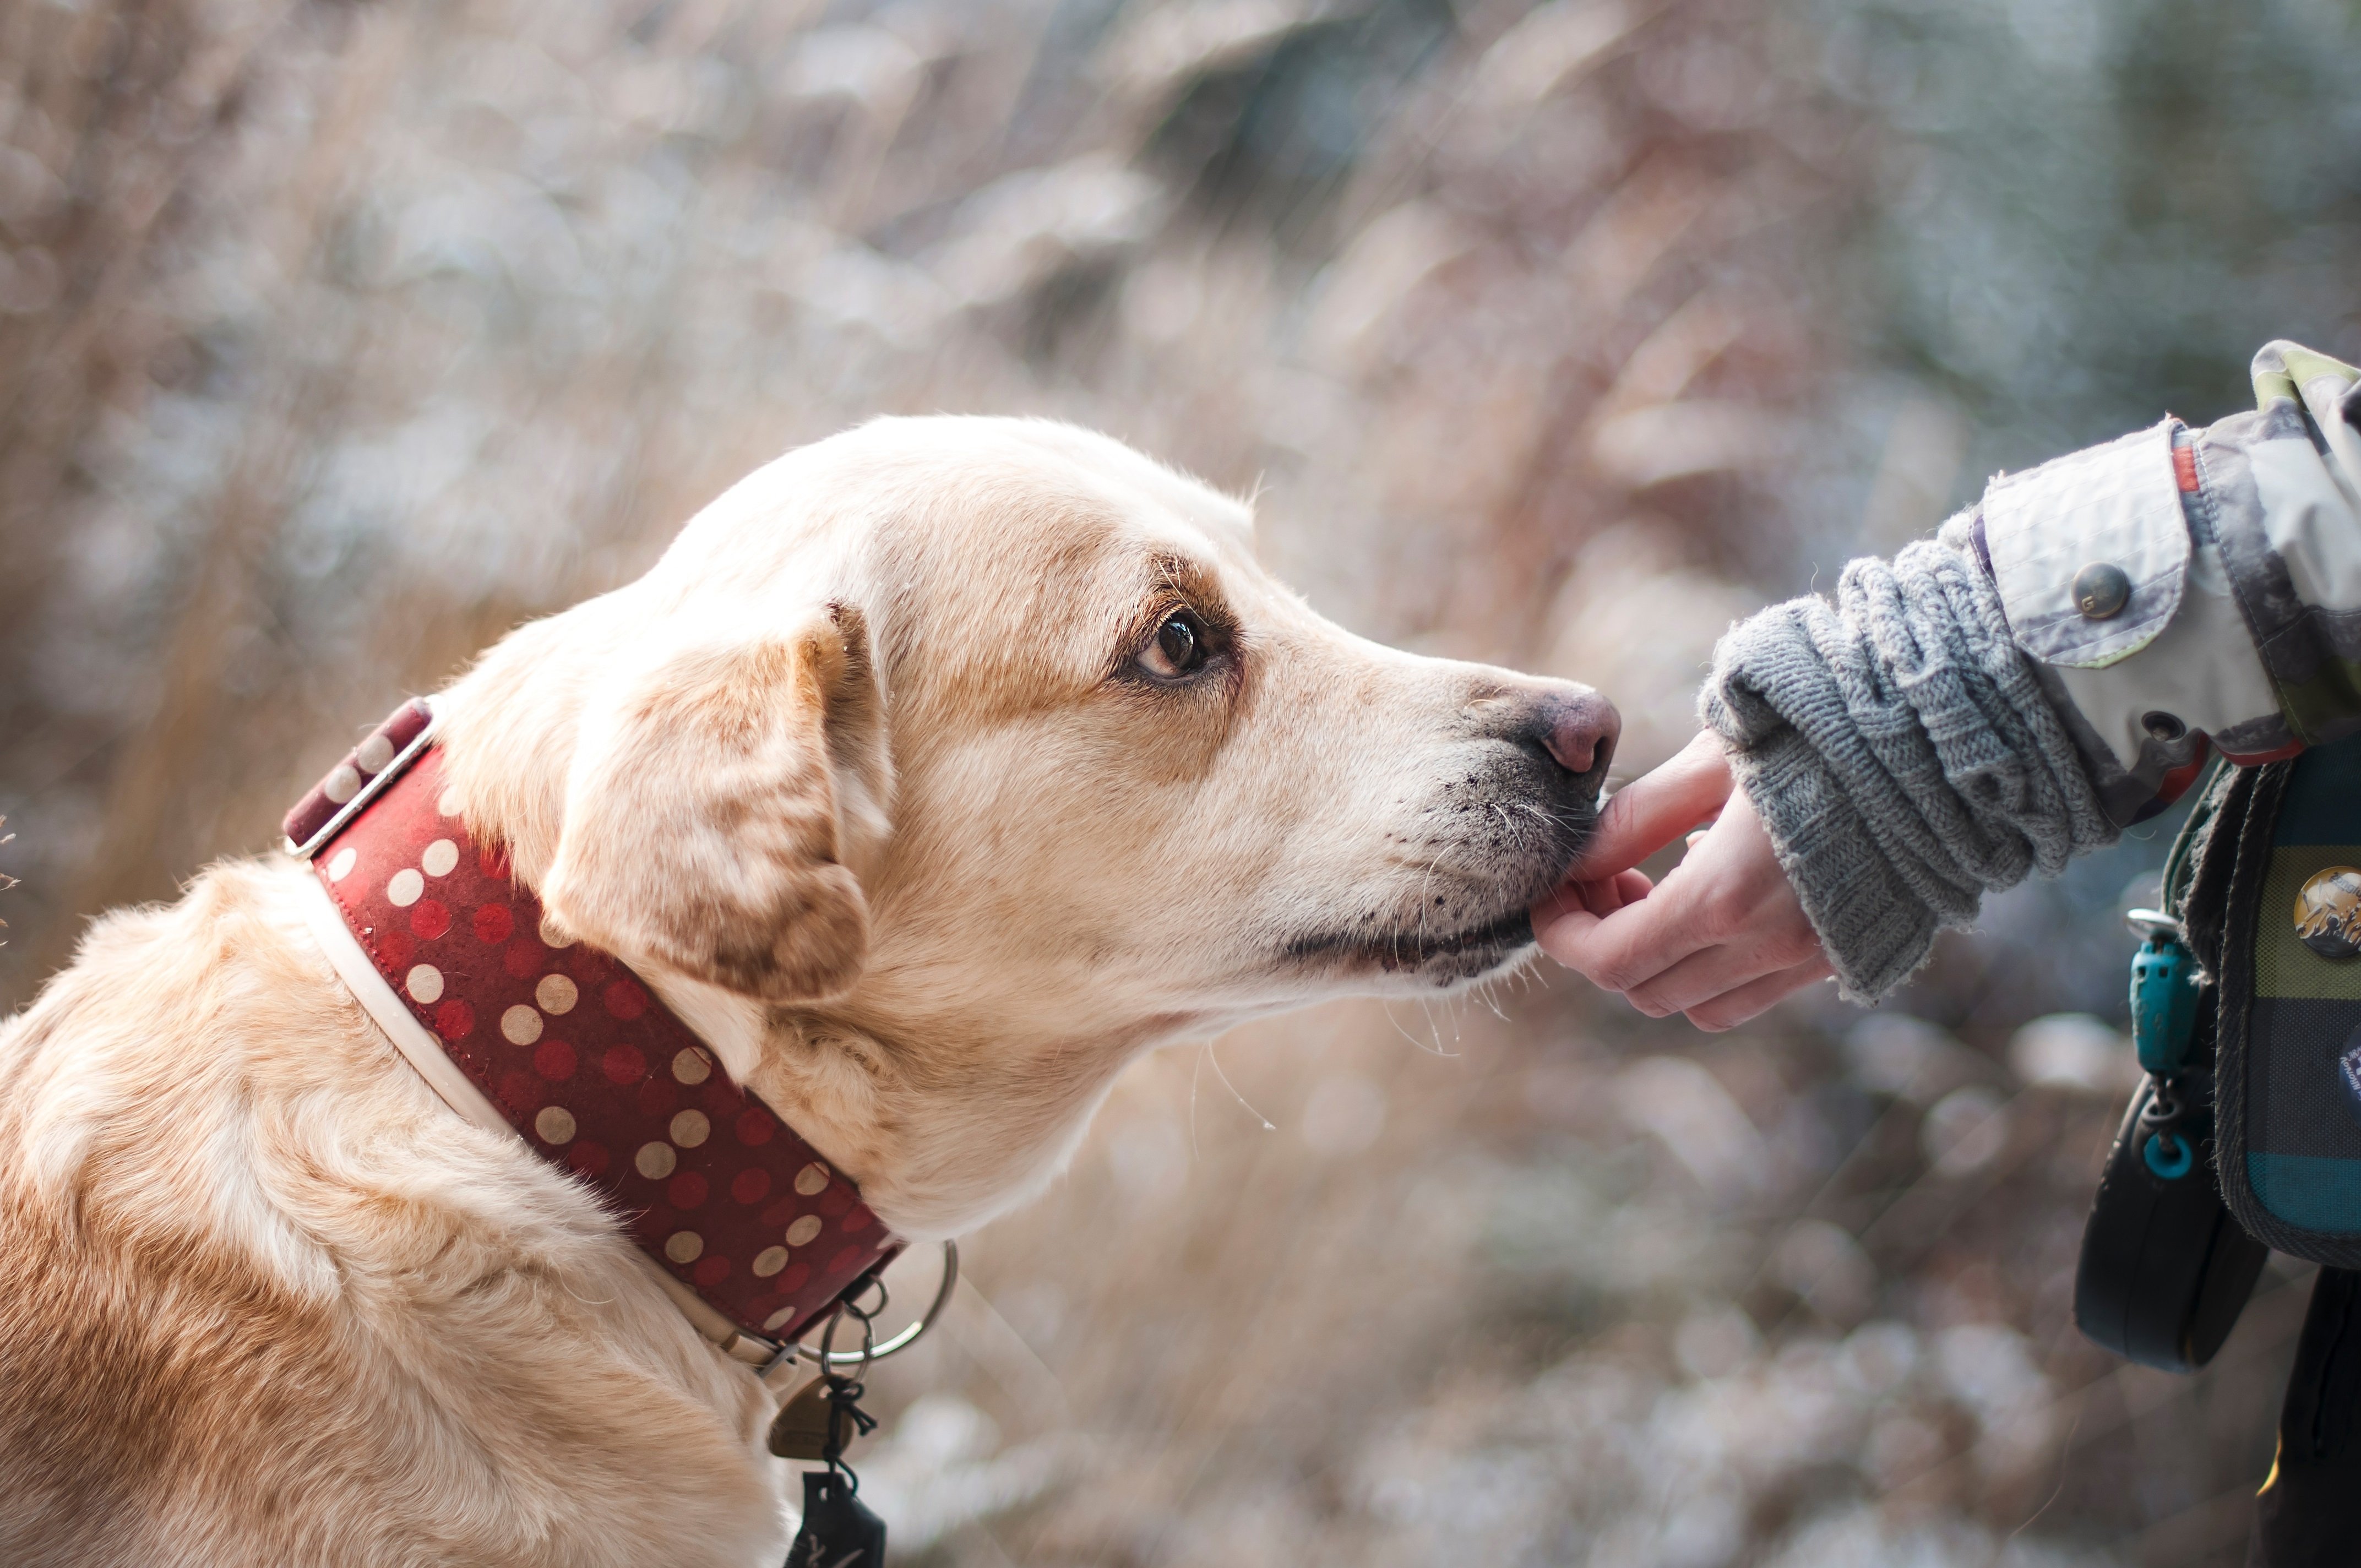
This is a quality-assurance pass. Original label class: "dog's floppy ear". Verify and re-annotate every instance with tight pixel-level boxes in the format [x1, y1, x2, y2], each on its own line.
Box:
[540, 603, 884, 1003]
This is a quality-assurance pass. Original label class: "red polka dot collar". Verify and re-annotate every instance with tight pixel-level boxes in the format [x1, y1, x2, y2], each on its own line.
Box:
[284, 700, 899, 1364]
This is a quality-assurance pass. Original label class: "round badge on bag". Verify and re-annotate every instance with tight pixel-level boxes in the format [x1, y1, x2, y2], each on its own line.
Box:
[2295, 866, 2361, 959]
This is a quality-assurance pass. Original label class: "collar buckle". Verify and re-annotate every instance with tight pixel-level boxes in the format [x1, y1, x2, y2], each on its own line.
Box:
[283, 698, 439, 860]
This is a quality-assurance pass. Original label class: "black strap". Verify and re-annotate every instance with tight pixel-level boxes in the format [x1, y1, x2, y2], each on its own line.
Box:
[2254, 1268, 2361, 1567]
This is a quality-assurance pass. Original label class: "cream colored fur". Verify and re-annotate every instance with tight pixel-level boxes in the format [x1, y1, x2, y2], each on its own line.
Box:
[0, 417, 1611, 1566]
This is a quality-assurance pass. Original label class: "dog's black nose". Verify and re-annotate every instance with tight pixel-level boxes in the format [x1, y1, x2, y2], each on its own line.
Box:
[1536, 688, 1619, 779]
[1498, 684, 1619, 797]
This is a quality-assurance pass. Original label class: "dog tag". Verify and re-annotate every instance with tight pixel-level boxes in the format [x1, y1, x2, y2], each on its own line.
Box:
[767, 1378, 839, 1461]
[785, 1469, 886, 1568]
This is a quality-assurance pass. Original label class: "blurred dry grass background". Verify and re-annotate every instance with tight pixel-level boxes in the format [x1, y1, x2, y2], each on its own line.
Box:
[3, 1, 2359, 1563]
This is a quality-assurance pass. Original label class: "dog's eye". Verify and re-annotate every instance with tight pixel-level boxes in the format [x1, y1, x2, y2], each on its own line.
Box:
[1137, 610, 1211, 680]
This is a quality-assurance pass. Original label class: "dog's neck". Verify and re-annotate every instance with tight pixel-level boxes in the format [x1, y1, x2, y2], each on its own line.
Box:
[749, 1008, 1157, 1241]
[430, 633, 1153, 1242]
[529, 928, 1151, 1243]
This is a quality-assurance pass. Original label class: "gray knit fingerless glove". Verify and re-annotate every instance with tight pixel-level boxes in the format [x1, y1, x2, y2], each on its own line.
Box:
[1699, 521, 2119, 1001]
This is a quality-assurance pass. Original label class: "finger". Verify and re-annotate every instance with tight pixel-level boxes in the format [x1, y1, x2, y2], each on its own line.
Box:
[1568, 730, 1735, 881]
[1623, 884, 1824, 1016]
[1622, 943, 1764, 1017]
[1537, 881, 1604, 922]
[1532, 902, 1601, 969]
[1535, 867, 1716, 992]
[1585, 869, 1655, 917]
[1682, 955, 1835, 1033]
[1625, 928, 1819, 1018]
[1533, 868, 1653, 924]
[1573, 878, 1628, 917]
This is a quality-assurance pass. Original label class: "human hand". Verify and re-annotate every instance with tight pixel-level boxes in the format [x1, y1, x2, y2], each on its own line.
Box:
[1533, 729, 1832, 1031]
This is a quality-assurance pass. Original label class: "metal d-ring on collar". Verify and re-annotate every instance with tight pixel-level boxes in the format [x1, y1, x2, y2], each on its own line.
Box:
[764, 1240, 959, 1377]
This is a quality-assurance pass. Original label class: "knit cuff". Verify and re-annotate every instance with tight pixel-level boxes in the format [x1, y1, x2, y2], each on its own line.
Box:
[1699, 533, 2118, 1006]
[1722, 725, 1943, 1003]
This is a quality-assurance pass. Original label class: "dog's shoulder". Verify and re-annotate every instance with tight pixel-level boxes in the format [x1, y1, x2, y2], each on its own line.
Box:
[0, 862, 783, 1565]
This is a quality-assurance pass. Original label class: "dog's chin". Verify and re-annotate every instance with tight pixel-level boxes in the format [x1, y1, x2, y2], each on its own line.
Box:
[1282, 906, 1538, 990]
[1276, 808, 1592, 992]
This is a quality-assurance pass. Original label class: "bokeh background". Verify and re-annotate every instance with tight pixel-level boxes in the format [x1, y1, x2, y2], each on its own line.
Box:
[4, 0, 2360, 1562]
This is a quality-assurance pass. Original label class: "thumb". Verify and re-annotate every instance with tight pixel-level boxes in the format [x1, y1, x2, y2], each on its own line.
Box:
[1567, 729, 1736, 880]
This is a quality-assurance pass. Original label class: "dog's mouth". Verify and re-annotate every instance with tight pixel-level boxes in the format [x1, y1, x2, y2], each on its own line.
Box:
[1273, 769, 1595, 990]
[1280, 904, 1538, 986]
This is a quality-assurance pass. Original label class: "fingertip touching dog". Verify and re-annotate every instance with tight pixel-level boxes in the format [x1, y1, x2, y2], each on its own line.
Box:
[0, 416, 1615, 1566]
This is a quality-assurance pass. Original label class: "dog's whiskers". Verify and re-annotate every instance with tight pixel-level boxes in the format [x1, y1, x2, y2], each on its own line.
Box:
[1200, 1039, 1274, 1131]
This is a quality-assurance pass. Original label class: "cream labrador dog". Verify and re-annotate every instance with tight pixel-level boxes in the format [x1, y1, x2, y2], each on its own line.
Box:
[0, 417, 1614, 1566]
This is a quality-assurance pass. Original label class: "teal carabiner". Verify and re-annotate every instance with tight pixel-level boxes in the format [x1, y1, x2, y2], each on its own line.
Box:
[2126, 911, 2201, 1078]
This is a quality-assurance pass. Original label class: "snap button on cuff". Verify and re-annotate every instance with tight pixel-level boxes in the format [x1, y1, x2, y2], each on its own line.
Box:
[2072, 562, 2132, 620]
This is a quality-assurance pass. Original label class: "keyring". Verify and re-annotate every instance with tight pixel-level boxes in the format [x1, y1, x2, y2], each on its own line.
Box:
[817, 1288, 879, 1379]
[799, 1240, 959, 1369]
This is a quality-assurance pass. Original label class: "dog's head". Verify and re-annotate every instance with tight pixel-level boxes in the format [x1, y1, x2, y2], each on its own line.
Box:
[440, 418, 1614, 1232]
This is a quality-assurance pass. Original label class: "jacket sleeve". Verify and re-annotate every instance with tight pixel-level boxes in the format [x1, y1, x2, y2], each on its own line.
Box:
[1978, 340, 2361, 824]
[1699, 340, 2361, 1000]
